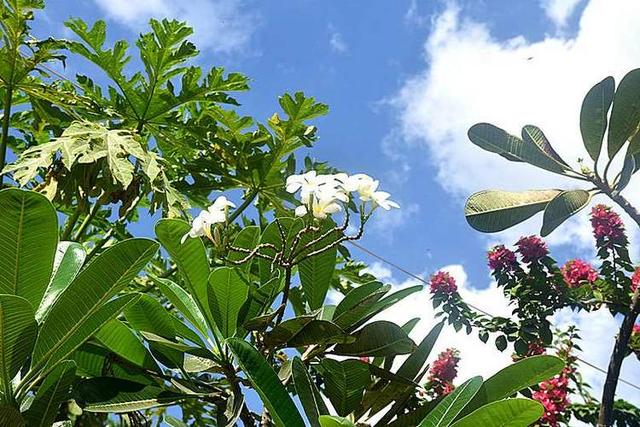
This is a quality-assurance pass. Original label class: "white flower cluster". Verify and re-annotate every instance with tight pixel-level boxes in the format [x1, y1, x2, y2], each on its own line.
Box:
[286, 171, 399, 219]
[181, 196, 235, 243]
[182, 171, 399, 243]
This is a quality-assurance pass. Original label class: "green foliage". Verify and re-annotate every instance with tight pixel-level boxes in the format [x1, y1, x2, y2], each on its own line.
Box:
[465, 69, 640, 235]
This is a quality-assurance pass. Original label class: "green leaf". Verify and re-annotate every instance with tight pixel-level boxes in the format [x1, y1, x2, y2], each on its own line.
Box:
[0, 295, 37, 391]
[608, 69, 640, 159]
[397, 321, 445, 380]
[0, 189, 57, 310]
[580, 76, 615, 161]
[465, 189, 561, 233]
[74, 377, 192, 413]
[36, 242, 85, 323]
[333, 321, 416, 357]
[468, 123, 569, 175]
[24, 361, 76, 427]
[292, 357, 328, 427]
[124, 294, 176, 339]
[352, 286, 423, 330]
[298, 221, 339, 310]
[226, 338, 305, 427]
[419, 376, 483, 427]
[318, 415, 356, 427]
[540, 190, 591, 236]
[332, 281, 389, 329]
[151, 276, 208, 336]
[33, 238, 157, 372]
[320, 358, 371, 417]
[208, 267, 248, 338]
[95, 319, 159, 371]
[451, 398, 543, 427]
[521, 125, 569, 168]
[155, 219, 211, 326]
[461, 355, 563, 418]
[265, 317, 351, 348]
[0, 405, 24, 426]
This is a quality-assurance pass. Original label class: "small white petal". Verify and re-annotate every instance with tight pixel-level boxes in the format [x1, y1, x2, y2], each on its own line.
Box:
[295, 205, 308, 217]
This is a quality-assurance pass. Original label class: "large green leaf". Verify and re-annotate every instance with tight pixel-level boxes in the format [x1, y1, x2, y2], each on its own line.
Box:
[292, 357, 328, 427]
[95, 319, 159, 371]
[265, 317, 351, 348]
[298, 221, 339, 310]
[155, 219, 211, 326]
[461, 355, 563, 418]
[418, 376, 483, 427]
[521, 125, 569, 168]
[208, 267, 248, 338]
[333, 321, 415, 357]
[451, 398, 543, 427]
[465, 189, 561, 233]
[468, 123, 568, 174]
[74, 377, 192, 413]
[32, 238, 157, 373]
[36, 242, 86, 323]
[608, 68, 640, 159]
[0, 295, 37, 393]
[351, 286, 422, 331]
[124, 294, 177, 339]
[0, 405, 24, 426]
[0, 189, 57, 310]
[320, 358, 371, 417]
[226, 338, 305, 427]
[540, 190, 591, 236]
[398, 321, 444, 380]
[151, 276, 208, 336]
[580, 76, 614, 161]
[318, 416, 356, 427]
[332, 282, 390, 330]
[24, 361, 76, 427]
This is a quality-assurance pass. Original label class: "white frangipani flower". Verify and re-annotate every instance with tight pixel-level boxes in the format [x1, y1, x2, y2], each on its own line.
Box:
[371, 191, 400, 210]
[181, 195, 236, 243]
[287, 171, 399, 219]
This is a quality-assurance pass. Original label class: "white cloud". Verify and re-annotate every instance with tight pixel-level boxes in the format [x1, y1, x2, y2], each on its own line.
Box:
[541, 0, 585, 28]
[345, 263, 640, 414]
[389, 0, 640, 250]
[329, 30, 348, 54]
[92, 0, 257, 54]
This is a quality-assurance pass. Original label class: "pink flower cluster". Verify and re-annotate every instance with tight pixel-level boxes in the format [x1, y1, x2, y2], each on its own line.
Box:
[633, 324, 640, 336]
[560, 259, 598, 288]
[533, 368, 572, 427]
[516, 235, 549, 263]
[632, 268, 640, 294]
[429, 271, 457, 294]
[590, 204, 626, 246]
[428, 348, 460, 396]
[487, 245, 517, 272]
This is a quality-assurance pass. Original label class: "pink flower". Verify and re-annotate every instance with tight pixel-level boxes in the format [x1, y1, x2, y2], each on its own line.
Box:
[359, 356, 370, 363]
[633, 324, 640, 335]
[533, 370, 571, 427]
[632, 268, 640, 294]
[428, 348, 460, 396]
[561, 259, 598, 288]
[429, 271, 457, 294]
[487, 245, 517, 272]
[516, 235, 549, 263]
[590, 204, 626, 246]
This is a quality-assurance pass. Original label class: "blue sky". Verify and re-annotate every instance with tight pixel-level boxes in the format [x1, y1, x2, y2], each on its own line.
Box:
[32, 0, 640, 417]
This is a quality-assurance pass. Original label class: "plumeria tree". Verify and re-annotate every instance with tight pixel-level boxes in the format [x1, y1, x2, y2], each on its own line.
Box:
[0, 2, 569, 426]
[438, 69, 640, 426]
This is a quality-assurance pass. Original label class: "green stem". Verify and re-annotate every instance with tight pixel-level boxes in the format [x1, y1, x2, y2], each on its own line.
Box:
[73, 201, 101, 241]
[0, 85, 14, 188]
[61, 204, 83, 241]
[274, 267, 292, 326]
[228, 188, 259, 224]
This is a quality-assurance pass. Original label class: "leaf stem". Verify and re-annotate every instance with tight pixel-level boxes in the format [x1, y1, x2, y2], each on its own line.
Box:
[73, 201, 101, 241]
[228, 188, 259, 224]
[61, 204, 83, 241]
[0, 84, 14, 188]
